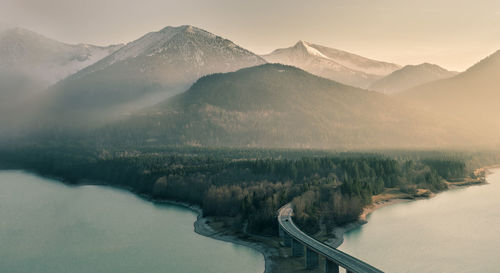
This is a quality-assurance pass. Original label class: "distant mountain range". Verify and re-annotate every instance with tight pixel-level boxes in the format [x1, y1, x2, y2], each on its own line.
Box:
[0, 27, 122, 106]
[400, 50, 500, 136]
[262, 41, 400, 88]
[100, 64, 476, 149]
[35, 25, 266, 128]
[1, 25, 498, 149]
[369, 63, 458, 94]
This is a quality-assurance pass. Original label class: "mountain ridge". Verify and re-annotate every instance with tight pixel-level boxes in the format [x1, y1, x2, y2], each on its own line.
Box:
[75, 25, 265, 77]
[399, 50, 500, 138]
[99, 63, 480, 149]
[369, 63, 458, 94]
[0, 27, 123, 85]
[262, 41, 400, 88]
[32, 25, 267, 128]
[0, 26, 123, 125]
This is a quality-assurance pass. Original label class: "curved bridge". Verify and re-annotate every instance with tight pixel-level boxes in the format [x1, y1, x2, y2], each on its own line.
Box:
[278, 203, 384, 273]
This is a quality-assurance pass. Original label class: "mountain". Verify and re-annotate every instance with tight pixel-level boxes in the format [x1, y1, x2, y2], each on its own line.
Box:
[38, 25, 266, 128]
[0, 27, 122, 105]
[100, 64, 478, 149]
[262, 41, 400, 88]
[369, 63, 458, 94]
[400, 50, 500, 137]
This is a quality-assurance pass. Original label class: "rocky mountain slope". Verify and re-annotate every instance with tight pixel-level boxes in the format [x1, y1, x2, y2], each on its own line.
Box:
[262, 41, 400, 88]
[35, 25, 266, 128]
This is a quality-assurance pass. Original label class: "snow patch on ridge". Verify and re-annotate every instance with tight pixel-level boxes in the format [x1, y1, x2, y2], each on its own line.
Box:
[299, 41, 331, 60]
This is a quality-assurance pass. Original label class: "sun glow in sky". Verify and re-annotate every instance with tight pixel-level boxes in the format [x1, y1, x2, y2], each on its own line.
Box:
[2, 0, 500, 71]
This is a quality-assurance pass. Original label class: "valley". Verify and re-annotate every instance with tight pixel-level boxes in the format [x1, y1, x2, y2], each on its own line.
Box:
[1, 18, 500, 273]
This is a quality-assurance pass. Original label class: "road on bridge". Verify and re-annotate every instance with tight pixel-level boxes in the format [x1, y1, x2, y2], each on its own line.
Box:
[278, 203, 384, 273]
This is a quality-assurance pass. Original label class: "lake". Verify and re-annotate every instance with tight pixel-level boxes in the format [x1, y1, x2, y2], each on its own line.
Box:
[0, 170, 264, 273]
[339, 168, 500, 273]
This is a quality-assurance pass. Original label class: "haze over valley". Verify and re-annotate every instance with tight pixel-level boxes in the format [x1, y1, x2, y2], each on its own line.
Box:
[0, 24, 498, 149]
[0, 28, 122, 128]
[2, 2, 500, 272]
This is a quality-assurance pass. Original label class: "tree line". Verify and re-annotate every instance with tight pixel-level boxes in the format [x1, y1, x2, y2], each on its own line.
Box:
[0, 143, 494, 235]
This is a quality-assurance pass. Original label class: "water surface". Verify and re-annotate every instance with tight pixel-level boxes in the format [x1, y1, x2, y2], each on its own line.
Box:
[340, 168, 500, 273]
[0, 170, 264, 273]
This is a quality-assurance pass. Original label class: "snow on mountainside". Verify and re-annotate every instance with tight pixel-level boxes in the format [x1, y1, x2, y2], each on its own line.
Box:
[307, 43, 400, 76]
[369, 63, 458, 94]
[0, 27, 122, 86]
[262, 41, 400, 88]
[78, 25, 265, 78]
[38, 25, 267, 128]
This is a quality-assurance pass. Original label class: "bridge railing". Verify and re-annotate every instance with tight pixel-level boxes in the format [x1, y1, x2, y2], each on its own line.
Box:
[277, 204, 384, 273]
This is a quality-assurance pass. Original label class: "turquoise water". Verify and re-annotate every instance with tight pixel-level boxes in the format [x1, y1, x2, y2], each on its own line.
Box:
[340, 168, 500, 273]
[0, 170, 264, 273]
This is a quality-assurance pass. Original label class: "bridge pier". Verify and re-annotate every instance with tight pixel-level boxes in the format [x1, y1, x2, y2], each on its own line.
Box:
[283, 232, 292, 247]
[325, 259, 340, 273]
[305, 247, 319, 269]
[278, 204, 383, 273]
[291, 238, 304, 257]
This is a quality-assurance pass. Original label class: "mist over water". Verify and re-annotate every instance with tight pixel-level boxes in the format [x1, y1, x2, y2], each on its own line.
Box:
[339, 169, 500, 273]
[0, 171, 264, 273]
[1, 2, 500, 273]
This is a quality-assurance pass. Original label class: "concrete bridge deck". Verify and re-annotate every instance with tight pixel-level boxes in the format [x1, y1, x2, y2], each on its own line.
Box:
[278, 203, 384, 273]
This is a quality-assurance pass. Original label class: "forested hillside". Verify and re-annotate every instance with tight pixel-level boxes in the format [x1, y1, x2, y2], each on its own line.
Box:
[369, 63, 457, 94]
[31, 25, 265, 129]
[97, 64, 479, 149]
[0, 143, 494, 235]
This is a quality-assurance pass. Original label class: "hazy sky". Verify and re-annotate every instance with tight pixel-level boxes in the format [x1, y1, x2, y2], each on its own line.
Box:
[2, 0, 500, 71]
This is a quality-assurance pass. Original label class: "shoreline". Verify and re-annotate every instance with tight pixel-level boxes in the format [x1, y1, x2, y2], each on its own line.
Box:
[0, 169, 275, 273]
[154, 199, 276, 273]
[325, 166, 497, 249]
[3, 165, 498, 273]
[324, 198, 409, 248]
[193, 215, 276, 273]
[0, 169, 276, 273]
[85, 165, 500, 273]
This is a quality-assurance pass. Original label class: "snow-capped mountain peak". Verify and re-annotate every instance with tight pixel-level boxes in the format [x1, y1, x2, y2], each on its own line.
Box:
[102, 26, 183, 65]
[41, 25, 266, 127]
[293, 40, 330, 59]
[83, 25, 264, 76]
[262, 41, 400, 88]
